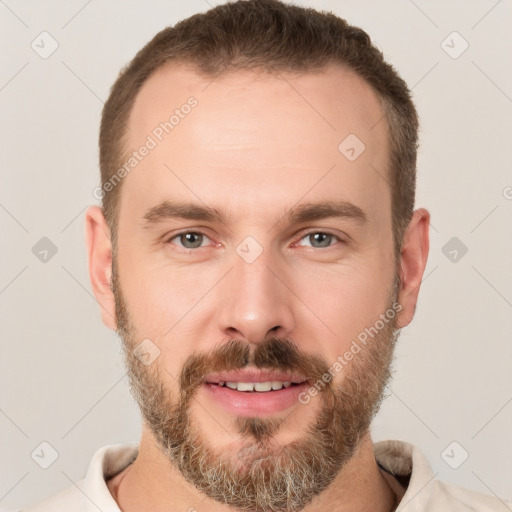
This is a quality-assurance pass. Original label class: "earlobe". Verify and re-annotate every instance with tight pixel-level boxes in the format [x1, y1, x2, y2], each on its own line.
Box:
[396, 208, 430, 329]
[85, 206, 117, 330]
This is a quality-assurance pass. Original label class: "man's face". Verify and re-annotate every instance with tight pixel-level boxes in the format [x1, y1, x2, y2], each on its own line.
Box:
[112, 63, 399, 510]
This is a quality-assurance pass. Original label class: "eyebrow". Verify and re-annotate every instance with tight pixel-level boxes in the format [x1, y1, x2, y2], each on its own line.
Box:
[141, 199, 367, 228]
[142, 201, 222, 226]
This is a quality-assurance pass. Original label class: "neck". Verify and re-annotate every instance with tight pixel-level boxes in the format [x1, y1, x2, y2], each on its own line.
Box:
[109, 429, 403, 512]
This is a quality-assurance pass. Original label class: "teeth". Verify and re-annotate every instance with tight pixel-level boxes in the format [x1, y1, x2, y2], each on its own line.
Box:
[254, 382, 272, 392]
[237, 382, 255, 392]
[221, 381, 293, 392]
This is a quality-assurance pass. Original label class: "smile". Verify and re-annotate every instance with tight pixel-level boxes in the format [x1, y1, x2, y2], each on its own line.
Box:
[213, 381, 299, 392]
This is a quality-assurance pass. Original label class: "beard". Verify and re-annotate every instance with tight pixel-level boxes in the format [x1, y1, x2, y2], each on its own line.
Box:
[112, 260, 400, 512]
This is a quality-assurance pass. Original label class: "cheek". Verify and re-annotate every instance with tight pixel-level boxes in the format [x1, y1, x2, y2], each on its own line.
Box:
[117, 254, 221, 378]
[118, 243, 201, 327]
[290, 256, 395, 360]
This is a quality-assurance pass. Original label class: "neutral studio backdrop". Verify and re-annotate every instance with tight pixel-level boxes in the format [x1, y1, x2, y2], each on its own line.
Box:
[1, 0, 511, 509]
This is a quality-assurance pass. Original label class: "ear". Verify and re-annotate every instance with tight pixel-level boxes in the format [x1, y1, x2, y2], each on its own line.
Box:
[396, 208, 430, 328]
[85, 206, 117, 330]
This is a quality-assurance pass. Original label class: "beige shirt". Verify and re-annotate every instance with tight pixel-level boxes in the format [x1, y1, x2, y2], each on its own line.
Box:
[24, 441, 511, 511]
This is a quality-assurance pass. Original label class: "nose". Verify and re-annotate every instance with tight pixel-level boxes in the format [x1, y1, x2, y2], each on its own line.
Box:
[215, 247, 296, 345]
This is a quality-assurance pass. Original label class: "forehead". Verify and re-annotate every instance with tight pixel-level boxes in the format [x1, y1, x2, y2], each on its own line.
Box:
[120, 62, 390, 228]
[128, 61, 387, 151]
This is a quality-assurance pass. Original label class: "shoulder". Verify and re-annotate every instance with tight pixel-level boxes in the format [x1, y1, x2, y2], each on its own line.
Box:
[22, 483, 87, 511]
[427, 479, 512, 511]
[22, 443, 138, 512]
[374, 440, 512, 511]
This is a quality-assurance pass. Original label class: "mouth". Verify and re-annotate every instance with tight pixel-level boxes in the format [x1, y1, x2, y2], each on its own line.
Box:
[208, 380, 303, 392]
[205, 369, 308, 389]
[202, 370, 310, 416]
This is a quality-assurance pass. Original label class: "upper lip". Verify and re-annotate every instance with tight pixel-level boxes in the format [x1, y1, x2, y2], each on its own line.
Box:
[204, 369, 308, 384]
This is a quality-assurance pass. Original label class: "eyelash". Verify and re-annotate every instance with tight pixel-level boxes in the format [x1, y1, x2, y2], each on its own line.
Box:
[165, 229, 345, 251]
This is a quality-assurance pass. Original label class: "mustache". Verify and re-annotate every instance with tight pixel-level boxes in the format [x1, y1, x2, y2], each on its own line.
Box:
[179, 337, 331, 396]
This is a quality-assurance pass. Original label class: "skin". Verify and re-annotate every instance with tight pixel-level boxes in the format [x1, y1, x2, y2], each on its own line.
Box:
[86, 62, 429, 511]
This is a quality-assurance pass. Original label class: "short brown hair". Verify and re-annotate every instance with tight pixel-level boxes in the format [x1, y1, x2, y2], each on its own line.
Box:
[99, 0, 418, 254]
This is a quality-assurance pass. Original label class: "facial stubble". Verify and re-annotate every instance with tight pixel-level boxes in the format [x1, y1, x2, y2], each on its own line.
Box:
[112, 259, 400, 512]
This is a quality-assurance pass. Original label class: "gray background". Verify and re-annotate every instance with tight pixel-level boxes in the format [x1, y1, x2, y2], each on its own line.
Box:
[1, 0, 511, 509]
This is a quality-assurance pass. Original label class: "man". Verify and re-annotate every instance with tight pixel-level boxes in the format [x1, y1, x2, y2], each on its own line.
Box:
[25, 1, 510, 511]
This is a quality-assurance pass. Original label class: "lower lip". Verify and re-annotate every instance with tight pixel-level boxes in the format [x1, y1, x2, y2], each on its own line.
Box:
[202, 382, 309, 417]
